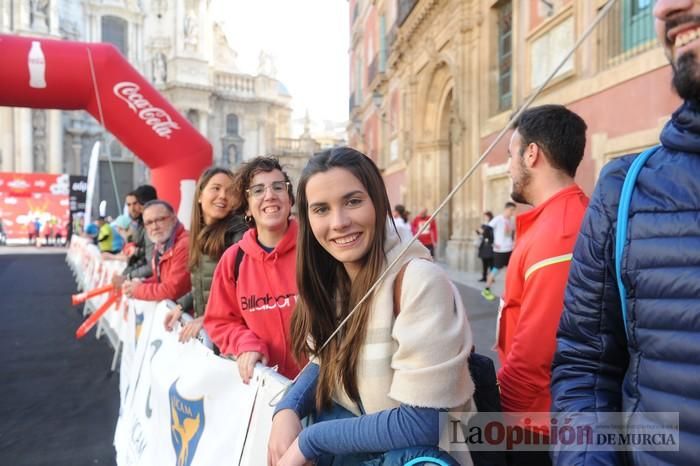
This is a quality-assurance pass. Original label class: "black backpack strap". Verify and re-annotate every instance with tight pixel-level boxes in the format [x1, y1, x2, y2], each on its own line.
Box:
[233, 247, 245, 283]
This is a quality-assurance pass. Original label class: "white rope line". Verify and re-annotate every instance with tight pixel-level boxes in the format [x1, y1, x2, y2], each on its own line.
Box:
[87, 47, 122, 213]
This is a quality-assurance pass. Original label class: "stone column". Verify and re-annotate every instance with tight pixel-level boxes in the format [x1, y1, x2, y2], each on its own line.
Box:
[71, 141, 83, 175]
[48, 109, 62, 173]
[16, 108, 32, 172]
[446, 11, 481, 272]
[199, 107, 208, 139]
[0, 107, 12, 171]
[31, 109, 47, 173]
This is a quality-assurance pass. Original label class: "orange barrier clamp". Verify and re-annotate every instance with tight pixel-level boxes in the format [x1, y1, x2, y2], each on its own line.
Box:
[71, 283, 114, 305]
[75, 292, 120, 339]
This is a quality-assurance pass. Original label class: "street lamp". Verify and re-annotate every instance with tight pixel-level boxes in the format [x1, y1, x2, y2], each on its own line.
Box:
[352, 116, 362, 134]
[372, 90, 393, 131]
[372, 90, 383, 111]
[351, 116, 364, 150]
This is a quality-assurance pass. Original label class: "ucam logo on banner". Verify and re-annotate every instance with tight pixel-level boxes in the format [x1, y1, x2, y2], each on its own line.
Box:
[113, 299, 291, 466]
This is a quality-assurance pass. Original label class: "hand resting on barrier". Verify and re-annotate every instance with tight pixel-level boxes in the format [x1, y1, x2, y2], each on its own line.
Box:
[164, 304, 184, 331]
[237, 351, 268, 385]
[121, 278, 142, 298]
[164, 304, 206, 343]
[178, 317, 204, 343]
[112, 274, 125, 289]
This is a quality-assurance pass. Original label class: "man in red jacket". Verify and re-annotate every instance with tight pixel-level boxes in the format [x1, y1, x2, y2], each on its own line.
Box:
[496, 105, 589, 465]
[122, 200, 190, 302]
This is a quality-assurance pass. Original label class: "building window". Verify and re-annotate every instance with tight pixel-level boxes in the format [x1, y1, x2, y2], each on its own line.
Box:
[530, 16, 575, 90]
[226, 114, 239, 135]
[623, 0, 654, 51]
[497, 1, 512, 112]
[598, 0, 655, 70]
[356, 57, 363, 103]
[379, 15, 387, 72]
[390, 138, 399, 162]
[187, 109, 200, 130]
[101, 16, 128, 56]
[109, 139, 123, 158]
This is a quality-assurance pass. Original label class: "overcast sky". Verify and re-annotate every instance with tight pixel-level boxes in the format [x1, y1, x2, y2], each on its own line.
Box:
[210, 0, 349, 125]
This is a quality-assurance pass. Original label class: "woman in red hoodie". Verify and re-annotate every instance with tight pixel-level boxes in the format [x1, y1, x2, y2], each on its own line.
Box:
[204, 156, 300, 383]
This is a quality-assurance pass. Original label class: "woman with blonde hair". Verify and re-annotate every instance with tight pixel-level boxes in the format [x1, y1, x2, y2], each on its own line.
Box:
[163, 166, 248, 342]
[268, 147, 473, 466]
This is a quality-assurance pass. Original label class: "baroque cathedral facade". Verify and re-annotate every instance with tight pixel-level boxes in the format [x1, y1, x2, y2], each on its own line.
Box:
[0, 0, 295, 215]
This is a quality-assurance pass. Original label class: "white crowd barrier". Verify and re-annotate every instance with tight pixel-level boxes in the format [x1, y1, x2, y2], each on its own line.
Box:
[66, 237, 292, 466]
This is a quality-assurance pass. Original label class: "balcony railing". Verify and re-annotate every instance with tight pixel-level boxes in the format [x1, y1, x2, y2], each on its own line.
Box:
[367, 55, 379, 86]
[397, 0, 418, 26]
[275, 137, 320, 154]
[214, 72, 256, 96]
[349, 93, 356, 113]
[387, 25, 398, 49]
[275, 137, 302, 152]
[597, 0, 657, 71]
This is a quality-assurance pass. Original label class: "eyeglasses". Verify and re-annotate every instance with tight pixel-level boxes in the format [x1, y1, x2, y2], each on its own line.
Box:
[246, 180, 290, 199]
[143, 215, 172, 228]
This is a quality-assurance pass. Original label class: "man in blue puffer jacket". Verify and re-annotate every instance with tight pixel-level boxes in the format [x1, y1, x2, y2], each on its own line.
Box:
[551, 1, 700, 465]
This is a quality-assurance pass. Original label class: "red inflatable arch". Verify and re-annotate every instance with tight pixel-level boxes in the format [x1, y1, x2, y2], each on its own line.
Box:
[0, 34, 212, 210]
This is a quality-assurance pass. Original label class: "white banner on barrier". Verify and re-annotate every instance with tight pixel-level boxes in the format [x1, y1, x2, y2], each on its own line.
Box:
[66, 243, 292, 466]
[115, 300, 158, 466]
[240, 368, 291, 465]
[147, 331, 259, 466]
[113, 301, 289, 466]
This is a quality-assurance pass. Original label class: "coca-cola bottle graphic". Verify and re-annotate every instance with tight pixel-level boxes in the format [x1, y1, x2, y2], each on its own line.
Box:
[28, 41, 47, 89]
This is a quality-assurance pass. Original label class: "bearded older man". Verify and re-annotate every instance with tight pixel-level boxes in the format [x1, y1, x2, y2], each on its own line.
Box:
[121, 200, 190, 302]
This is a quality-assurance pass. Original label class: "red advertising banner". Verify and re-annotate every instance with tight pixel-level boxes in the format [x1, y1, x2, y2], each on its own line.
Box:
[0, 172, 70, 242]
[0, 34, 212, 210]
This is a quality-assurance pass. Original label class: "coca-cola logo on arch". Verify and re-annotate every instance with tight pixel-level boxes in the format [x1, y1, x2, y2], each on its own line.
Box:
[113, 82, 181, 139]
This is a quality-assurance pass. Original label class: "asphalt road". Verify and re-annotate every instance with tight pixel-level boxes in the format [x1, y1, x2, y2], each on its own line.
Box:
[452, 280, 500, 367]
[0, 251, 119, 466]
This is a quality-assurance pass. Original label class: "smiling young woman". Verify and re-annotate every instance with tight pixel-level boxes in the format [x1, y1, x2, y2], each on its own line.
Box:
[267, 147, 475, 466]
[203, 156, 301, 384]
[163, 167, 249, 344]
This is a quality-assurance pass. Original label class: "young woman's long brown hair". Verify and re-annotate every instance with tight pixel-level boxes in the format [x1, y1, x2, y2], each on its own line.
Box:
[187, 167, 238, 270]
[292, 147, 395, 410]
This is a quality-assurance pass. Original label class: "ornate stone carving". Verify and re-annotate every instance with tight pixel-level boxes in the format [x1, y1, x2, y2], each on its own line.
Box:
[423, 36, 438, 64]
[213, 23, 238, 72]
[257, 51, 277, 77]
[30, 0, 50, 31]
[152, 0, 168, 18]
[184, 9, 199, 49]
[152, 52, 167, 84]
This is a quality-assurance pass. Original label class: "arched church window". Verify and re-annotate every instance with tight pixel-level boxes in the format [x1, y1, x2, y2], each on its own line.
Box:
[226, 114, 239, 136]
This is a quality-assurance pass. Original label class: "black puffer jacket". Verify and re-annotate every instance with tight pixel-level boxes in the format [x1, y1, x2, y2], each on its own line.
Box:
[551, 101, 700, 465]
